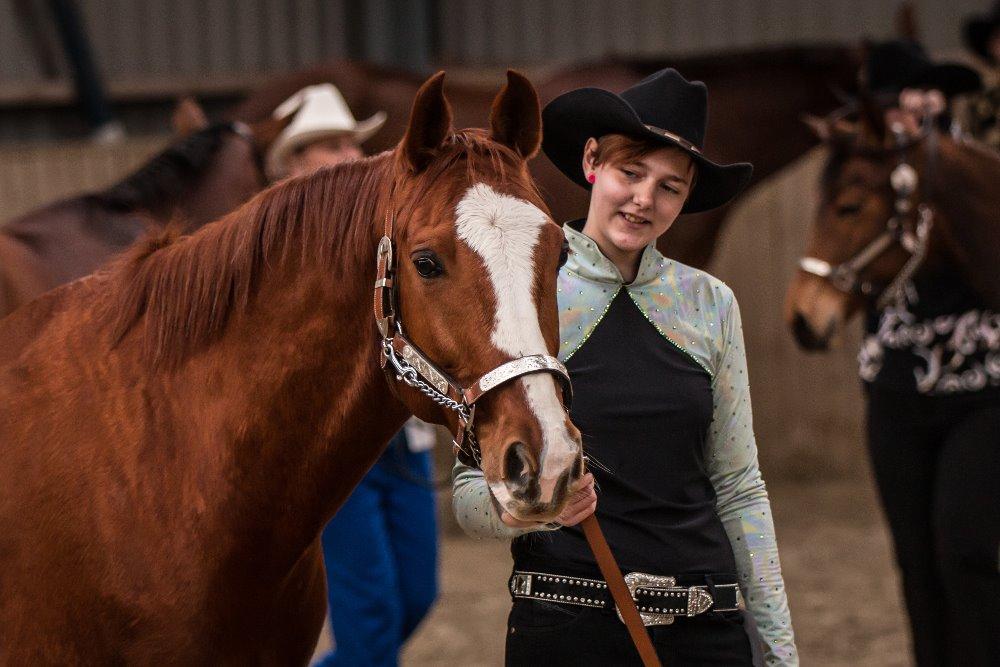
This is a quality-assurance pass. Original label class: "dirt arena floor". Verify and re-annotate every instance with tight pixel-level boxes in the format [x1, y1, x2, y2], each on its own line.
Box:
[396, 475, 911, 666]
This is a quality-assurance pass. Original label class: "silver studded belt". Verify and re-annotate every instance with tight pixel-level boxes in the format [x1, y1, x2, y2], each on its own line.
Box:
[509, 569, 743, 627]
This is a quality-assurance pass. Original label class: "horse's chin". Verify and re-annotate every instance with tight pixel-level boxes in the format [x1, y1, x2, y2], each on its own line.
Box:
[488, 481, 566, 525]
[785, 274, 854, 352]
[791, 311, 838, 351]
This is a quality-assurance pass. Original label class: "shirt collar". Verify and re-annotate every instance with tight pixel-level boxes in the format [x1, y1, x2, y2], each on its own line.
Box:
[563, 220, 667, 287]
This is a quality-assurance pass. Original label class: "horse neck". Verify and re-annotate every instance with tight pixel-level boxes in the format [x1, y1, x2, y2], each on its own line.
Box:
[922, 135, 1000, 308]
[147, 187, 410, 549]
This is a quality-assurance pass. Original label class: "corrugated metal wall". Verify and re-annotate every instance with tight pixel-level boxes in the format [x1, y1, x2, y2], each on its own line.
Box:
[0, 0, 988, 88]
[0, 0, 350, 86]
[434, 0, 983, 65]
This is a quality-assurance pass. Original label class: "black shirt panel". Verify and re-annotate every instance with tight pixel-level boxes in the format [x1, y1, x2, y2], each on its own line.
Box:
[512, 290, 738, 577]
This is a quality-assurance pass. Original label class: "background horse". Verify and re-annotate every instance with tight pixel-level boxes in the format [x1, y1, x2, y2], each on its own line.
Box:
[0, 71, 580, 663]
[785, 103, 1000, 346]
[0, 115, 285, 320]
[783, 99, 1000, 664]
[230, 45, 858, 267]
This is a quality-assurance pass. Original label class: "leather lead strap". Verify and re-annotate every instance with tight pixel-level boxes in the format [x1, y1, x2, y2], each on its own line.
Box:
[582, 514, 663, 667]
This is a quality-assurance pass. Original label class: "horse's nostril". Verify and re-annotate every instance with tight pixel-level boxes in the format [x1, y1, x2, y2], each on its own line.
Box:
[503, 442, 541, 502]
[503, 441, 532, 485]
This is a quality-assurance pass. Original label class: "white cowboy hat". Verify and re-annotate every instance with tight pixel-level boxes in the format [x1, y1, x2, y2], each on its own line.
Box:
[265, 83, 387, 179]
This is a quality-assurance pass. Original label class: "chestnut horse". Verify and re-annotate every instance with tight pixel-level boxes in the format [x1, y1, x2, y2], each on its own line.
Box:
[785, 104, 1000, 348]
[230, 45, 858, 267]
[0, 72, 581, 663]
[0, 117, 286, 320]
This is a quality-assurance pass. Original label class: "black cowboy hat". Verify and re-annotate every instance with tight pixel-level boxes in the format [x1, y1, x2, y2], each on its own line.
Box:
[865, 40, 982, 99]
[964, 1, 1000, 63]
[541, 68, 752, 214]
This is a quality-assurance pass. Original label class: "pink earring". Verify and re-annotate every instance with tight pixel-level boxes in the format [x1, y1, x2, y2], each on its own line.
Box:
[586, 173, 596, 184]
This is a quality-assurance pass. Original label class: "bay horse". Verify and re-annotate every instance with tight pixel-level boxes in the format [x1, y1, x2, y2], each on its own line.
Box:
[230, 45, 859, 268]
[0, 115, 287, 320]
[0, 71, 581, 663]
[785, 102, 1000, 348]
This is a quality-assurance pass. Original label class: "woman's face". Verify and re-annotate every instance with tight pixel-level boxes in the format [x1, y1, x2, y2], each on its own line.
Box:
[582, 138, 695, 258]
[286, 134, 363, 177]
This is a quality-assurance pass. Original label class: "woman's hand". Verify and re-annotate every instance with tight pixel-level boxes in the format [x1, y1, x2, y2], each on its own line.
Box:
[500, 473, 597, 528]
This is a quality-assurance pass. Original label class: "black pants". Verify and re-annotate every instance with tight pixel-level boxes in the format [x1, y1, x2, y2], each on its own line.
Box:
[505, 599, 754, 666]
[866, 386, 1000, 667]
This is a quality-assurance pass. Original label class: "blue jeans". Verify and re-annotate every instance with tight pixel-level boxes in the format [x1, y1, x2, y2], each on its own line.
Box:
[314, 432, 438, 667]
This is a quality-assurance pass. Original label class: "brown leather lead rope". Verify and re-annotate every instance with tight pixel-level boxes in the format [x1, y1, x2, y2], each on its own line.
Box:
[581, 515, 663, 667]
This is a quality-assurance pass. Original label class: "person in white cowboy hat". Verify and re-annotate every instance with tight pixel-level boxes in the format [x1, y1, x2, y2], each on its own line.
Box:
[265, 84, 438, 667]
[265, 83, 386, 180]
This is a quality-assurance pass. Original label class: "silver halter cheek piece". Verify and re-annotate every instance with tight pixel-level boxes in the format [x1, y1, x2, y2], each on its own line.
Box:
[799, 120, 936, 310]
[373, 210, 573, 466]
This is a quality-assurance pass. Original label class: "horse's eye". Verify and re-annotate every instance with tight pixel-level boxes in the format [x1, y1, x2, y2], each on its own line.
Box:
[558, 240, 569, 269]
[412, 252, 444, 278]
[836, 203, 862, 217]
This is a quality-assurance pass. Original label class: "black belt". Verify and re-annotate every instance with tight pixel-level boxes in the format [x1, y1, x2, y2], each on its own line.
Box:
[509, 569, 743, 627]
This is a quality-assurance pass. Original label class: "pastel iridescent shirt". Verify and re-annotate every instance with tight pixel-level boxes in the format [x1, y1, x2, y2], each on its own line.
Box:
[452, 223, 798, 665]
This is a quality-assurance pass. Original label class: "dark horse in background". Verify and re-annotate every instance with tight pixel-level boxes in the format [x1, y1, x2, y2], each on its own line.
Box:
[0, 114, 290, 320]
[231, 44, 859, 268]
[786, 106, 1000, 343]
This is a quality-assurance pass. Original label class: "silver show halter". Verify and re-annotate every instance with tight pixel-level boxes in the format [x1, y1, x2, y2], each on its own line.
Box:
[799, 118, 936, 310]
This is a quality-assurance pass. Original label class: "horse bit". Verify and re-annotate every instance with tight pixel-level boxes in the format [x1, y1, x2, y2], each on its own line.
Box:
[799, 117, 937, 310]
[372, 209, 572, 466]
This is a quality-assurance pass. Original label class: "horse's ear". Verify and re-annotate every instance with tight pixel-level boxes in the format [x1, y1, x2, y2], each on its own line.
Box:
[896, 1, 919, 42]
[857, 87, 888, 143]
[489, 70, 542, 160]
[248, 112, 297, 157]
[801, 114, 831, 142]
[401, 71, 452, 172]
[172, 97, 209, 137]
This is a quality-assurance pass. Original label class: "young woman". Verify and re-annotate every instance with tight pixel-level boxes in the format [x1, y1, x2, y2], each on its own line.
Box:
[453, 69, 797, 665]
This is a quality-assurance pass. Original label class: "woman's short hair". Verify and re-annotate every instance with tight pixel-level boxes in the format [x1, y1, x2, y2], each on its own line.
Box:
[589, 134, 681, 167]
[589, 134, 698, 186]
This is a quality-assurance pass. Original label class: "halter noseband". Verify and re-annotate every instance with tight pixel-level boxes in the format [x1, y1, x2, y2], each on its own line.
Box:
[798, 117, 936, 310]
[373, 208, 572, 467]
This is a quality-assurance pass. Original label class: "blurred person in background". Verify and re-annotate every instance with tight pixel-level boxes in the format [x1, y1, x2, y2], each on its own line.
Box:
[850, 34, 1000, 667]
[452, 69, 797, 666]
[961, 2, 1000, 150]
[266, 84, 438, 667]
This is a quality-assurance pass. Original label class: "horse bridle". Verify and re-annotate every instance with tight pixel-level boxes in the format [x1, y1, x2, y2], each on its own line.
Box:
[372, 207, 573, 466]
[799, 117, 937, 310]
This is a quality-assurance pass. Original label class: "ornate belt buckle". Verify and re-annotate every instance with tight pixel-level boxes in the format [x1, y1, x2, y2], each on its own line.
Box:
[615, 572, 714, 627]
[617, 572, 678, 626]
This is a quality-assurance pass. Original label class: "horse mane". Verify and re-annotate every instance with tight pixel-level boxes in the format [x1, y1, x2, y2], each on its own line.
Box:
[106, 129, 526, 368]
[90, 123, 238, 213]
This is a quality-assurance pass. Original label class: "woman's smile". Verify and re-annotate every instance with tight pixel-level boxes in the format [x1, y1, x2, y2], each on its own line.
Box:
[618, 211, 651, 227]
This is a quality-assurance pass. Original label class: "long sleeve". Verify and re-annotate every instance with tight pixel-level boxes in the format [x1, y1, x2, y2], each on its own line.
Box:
[452, 461, 560, 540]
[707, 294, 798, 666]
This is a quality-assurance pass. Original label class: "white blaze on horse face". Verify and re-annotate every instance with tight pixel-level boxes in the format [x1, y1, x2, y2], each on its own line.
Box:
[455, 183, 579, 507]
